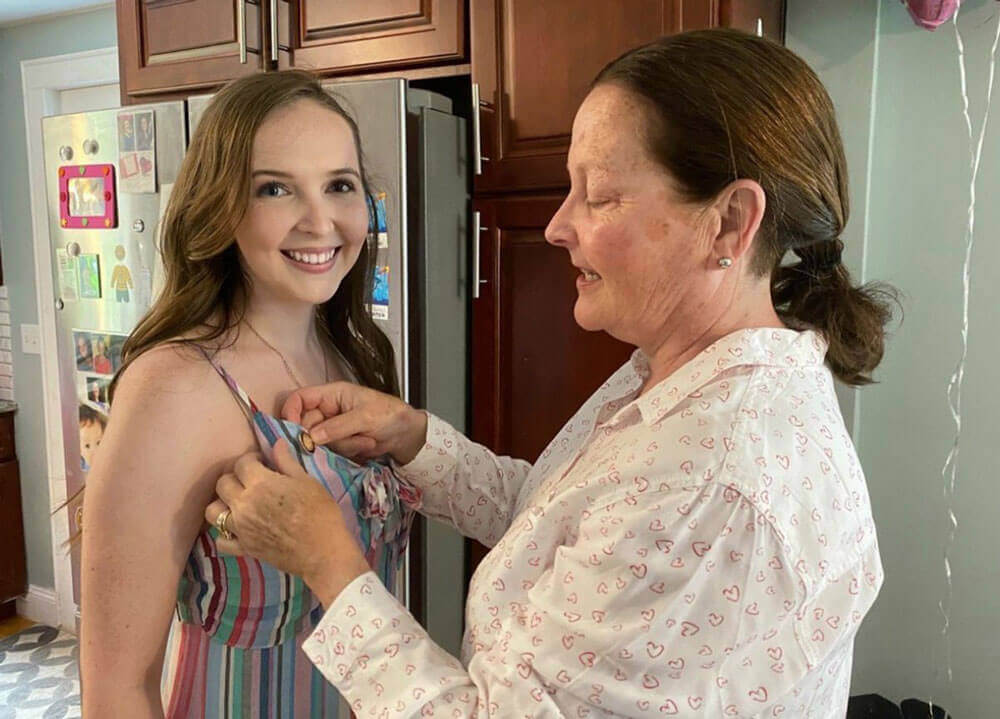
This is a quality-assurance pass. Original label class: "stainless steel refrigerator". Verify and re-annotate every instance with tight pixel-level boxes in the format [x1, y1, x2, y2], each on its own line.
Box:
[42, 100, 188, 610]
[44, 79, 468, 657]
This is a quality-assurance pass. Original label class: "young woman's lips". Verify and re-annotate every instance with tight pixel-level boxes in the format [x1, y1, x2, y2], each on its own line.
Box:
[281, 247, 339, 274]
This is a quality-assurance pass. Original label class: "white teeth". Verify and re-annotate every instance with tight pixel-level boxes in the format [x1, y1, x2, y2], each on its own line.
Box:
[287, 249, 337, 264]
[582, 270, 601, 281]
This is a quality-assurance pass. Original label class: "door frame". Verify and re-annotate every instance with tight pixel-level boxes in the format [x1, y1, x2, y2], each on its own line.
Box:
[21, 46, 119, 631]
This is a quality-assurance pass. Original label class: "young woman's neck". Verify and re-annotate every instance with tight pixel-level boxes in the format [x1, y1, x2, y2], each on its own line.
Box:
[241, 296, 321, 354]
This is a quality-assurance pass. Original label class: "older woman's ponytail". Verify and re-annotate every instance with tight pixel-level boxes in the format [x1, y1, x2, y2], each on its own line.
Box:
[595, 29, 899, 385]
[772, 241, 897, 385]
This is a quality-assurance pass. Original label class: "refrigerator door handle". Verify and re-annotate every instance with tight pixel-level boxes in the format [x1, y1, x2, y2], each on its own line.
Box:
[473, 210, 489, 299]
[238, 0, 248, 64]
[471, 83, 490, 175]
[270, 0, 279, 62]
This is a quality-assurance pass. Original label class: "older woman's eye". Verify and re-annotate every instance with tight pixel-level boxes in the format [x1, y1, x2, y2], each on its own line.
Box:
[586, 198, 611, 208]
[256, 181, 289, 198]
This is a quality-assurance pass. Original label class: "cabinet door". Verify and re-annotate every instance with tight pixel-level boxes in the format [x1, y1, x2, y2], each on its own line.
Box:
[719, 0, 785, 42]
[469, 0, 786, 193]
[466, 195, 632, 573]
[117, 0, 266, 104]
[283, 0, 465, 76]
[470, 0, 680, 193]
[0, 459, 26, 604]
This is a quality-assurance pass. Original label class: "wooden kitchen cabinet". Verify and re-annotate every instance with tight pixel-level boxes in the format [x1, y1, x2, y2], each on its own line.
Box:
[466, 194, 632, 571]
[471, 195, 634, 461]
[280, 0, 466, 76]
[0, 411, 26, 617]
[470, 0, 785, 193]
[117, 0, 268, 104]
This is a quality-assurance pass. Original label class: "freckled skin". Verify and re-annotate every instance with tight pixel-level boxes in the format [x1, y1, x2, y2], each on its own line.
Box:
[545, 84, 784, 389]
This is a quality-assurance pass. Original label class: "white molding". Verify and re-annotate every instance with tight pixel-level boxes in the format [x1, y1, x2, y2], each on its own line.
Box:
[15, 585, 61, 629]
[0, 3, 114, 30]
[21, 45, 119, 633]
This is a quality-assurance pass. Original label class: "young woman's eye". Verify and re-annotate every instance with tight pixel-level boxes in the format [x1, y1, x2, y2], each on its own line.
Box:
[256, 181, 289, 198]
[328, 179, 357, 194]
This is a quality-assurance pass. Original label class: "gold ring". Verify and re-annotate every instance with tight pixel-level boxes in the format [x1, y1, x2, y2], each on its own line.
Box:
[215, 508, 234, 540]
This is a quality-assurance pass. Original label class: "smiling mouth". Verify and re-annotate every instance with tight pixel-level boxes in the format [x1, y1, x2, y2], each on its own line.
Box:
[281, 248, 339, 265]
[580, 269, 601, 281]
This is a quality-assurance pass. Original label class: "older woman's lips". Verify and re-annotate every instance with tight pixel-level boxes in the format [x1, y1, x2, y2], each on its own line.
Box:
[577, 269, 602, 288]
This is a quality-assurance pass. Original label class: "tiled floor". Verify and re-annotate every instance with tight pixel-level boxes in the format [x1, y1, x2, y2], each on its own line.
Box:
[0, 615, 34, 639]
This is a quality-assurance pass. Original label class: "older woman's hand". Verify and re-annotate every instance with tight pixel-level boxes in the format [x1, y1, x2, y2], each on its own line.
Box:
[204, 439, 370, 608]
[282, 381, 427, 464]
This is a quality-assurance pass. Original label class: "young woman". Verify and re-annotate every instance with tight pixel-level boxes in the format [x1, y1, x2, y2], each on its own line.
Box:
[79, 70, 419, 718]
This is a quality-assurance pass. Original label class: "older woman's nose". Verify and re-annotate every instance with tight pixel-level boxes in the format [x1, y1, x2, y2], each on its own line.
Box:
[544, 197, 576, 247]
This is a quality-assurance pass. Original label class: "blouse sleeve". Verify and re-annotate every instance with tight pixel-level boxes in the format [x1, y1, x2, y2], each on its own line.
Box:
[392, 412, 533, 548]
[303, 482, 838, 717]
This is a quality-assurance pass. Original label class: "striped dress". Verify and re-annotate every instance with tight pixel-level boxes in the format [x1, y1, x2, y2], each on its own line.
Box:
[161, 355, 422, 718]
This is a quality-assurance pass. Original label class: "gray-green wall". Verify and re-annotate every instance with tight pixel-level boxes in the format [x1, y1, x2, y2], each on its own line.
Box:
[0, 7, 118, 590]
[789, 1, 1000, 715]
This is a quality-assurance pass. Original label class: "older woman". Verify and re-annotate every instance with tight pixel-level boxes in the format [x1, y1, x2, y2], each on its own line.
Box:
[207, 29, 895, 718]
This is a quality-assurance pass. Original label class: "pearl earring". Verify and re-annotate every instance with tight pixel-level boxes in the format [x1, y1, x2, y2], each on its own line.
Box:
[718, 257, 733, 268]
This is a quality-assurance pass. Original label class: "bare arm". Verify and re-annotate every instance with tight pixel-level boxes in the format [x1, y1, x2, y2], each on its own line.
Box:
[79, 347, 249, 717]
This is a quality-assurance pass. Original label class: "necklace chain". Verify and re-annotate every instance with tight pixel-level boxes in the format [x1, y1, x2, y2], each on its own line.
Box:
[244, 319, 329, 389]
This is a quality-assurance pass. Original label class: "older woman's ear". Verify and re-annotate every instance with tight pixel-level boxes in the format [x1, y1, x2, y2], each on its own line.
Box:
[713, 179, 767, 266]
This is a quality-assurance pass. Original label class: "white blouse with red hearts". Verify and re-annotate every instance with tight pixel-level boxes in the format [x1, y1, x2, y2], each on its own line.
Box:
[303, 327, 883, 718]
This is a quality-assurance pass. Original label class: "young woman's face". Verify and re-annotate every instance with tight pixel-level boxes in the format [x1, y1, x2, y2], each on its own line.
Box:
[234, 99, 370, 310]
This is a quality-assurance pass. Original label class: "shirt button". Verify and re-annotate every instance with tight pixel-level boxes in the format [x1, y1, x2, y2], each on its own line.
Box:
[298, 429, 316, 453]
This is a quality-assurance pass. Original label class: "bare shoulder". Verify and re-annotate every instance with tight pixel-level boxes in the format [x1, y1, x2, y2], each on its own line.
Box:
[107, 341, 251, 461]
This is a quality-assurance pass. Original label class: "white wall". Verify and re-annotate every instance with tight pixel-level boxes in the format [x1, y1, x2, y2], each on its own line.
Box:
[0, 6, 118, 591]
[789, 1, 1000, 716]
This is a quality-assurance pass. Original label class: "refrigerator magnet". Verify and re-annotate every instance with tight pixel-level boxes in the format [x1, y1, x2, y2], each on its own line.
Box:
[118, 110, 157, 194]
[57, 249, 79, 302]
[109, 244, 134, 303]
[372, 265, 390, 320]
[374, 192, 389, 249]
[59, 164, 117, 229]
[77, 253, 102, 299]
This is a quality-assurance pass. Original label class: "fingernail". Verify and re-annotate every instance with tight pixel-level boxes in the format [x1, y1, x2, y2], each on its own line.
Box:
[311, 428, 326, 444]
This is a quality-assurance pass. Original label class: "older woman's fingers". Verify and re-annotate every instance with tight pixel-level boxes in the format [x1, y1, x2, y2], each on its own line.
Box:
[215, 472, 243, 505]
[204, 498, 229, 527]
[301, 408, 325, 430]
[329, 435, 378, 460]
[213, 535, 247, 557]
[232, 452, 266, 484]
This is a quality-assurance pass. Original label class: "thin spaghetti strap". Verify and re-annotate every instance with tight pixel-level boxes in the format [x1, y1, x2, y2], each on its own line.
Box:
[193, 344, 258, 423]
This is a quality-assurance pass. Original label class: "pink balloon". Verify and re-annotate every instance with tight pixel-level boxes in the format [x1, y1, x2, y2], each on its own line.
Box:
[902, 0, 960, 30]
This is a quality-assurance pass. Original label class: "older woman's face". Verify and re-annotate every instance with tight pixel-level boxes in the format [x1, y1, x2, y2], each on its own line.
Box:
[545, 84, 718, 350]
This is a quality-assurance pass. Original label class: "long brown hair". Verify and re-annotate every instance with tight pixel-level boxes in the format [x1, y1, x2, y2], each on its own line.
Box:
[594, 29, 898, 385]
[113, 69, 398, 399]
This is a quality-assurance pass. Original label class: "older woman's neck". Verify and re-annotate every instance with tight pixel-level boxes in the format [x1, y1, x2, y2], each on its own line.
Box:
[640, 284, 785, 393]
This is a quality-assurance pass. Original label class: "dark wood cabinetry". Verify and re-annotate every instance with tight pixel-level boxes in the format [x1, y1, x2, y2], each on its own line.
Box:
[117, 0, 268, 103]
[116, 0, 465, 103]
[470, 195, 632, 461]
[0, 411, 26, 616]
[470, 0, 785, 193]
[281, 0, 465, 75]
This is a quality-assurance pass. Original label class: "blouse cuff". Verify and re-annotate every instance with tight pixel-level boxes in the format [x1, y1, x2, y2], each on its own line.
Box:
[390, 412, 460, 484]
[302, 570, 464, 714]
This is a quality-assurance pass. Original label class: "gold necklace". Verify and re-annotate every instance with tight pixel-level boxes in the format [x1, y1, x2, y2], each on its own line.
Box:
[244, 319, 329, 389]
